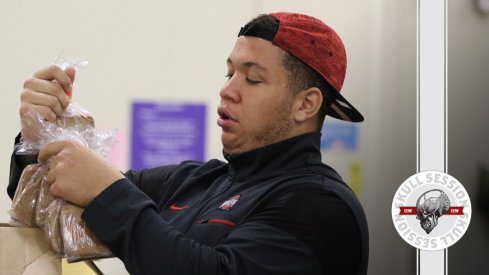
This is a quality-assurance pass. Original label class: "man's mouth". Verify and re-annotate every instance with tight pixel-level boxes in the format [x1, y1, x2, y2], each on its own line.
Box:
[217, 106, 238, 127]
[218, 106, 235, 120]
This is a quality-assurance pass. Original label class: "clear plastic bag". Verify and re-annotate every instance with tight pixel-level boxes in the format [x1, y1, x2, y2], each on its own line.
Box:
[54, 54, 88, 71]
[10, 56, 116, 261]
[36, 175, 57, 228]
[45, 198, 65, 254]
[60, 203, 113, 262]
[16, 55, 90, 155]
[9, 164, 48, 227]
[15, 99, 117, 157]
[16, 101, 95, 155]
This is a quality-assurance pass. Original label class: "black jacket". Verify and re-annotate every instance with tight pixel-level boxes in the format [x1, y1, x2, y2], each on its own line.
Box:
[9, 132, 368, 275]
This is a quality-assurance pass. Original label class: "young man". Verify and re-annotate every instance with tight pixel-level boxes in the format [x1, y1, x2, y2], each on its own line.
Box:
[9, 13, 368, 274]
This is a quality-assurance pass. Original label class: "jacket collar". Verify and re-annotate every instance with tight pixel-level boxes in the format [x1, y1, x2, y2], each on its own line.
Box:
[223, 132, 323, 181]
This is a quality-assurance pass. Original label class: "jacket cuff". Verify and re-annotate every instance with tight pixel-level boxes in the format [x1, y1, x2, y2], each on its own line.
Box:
[81, 176, 159, 256]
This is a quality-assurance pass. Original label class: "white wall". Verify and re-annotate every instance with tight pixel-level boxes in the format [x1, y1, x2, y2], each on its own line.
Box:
[0, 1, 419, 274]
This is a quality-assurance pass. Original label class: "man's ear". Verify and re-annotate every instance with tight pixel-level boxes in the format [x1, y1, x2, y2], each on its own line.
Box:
[293, 87, 323, 123]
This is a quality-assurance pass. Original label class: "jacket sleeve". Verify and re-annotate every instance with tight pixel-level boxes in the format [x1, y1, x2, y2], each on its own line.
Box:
[7, 133, 176, 202]
[122, 165, 178, 204]
[81, 179, 325, 275]
[7, 134, 38, 199]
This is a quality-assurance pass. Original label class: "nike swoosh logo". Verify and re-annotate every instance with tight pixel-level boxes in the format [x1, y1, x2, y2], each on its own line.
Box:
[169, 203, 190, 210]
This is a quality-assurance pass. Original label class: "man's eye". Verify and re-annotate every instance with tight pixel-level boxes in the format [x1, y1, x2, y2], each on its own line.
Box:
[225, 73, 233, 79]
[246, 78, 261, 85]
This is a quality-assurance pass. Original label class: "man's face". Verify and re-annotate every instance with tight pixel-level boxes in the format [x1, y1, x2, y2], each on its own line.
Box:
[218, 36, 295, 154]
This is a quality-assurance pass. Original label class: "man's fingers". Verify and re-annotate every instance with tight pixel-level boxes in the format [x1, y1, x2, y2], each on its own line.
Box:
[33, 65, 73, 95]
[20, 103, 58, 122]
[45, 173, 60, 196]
[23, 78, 70, 109]
[38, 141, 69, 164]
[20, 91, 65, 118]
[45, 167, 55, 185]
[45, 162, 64, 197]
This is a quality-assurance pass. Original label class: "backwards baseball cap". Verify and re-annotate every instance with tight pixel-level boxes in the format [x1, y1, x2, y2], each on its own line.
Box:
[238, 12, 364, 122]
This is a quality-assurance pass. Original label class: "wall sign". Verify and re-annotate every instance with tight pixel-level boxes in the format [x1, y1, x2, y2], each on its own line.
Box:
[131, 102, 206, 170]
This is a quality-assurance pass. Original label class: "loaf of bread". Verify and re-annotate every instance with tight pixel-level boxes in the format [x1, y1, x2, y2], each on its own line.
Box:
[36, 177, 56, 228]
[44, 199, 64, 254]
[60, 203, 112, 262]
[12, 114, 94, 227]
[55, 114, 95, 129]
[11, 112, 113, 261]
[10, 164, 48, 227]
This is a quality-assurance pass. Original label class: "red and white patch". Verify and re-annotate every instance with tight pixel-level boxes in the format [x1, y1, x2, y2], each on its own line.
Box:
[219, 195, 240, 210]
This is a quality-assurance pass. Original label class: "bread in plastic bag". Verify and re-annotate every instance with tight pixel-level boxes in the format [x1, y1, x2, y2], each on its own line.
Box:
[16, 101, 95, 155]
[55, 104, 95, 129]
[17, 55, 89, 152]
[10, 56, 116, 261]
[36, 176, 57, 228]
[44, 198, 65, 253]
[9, 164, 48, 227]
[60, 203, 113, 262]
[12, 108, 116, 260]
[11, 108, 102, 228]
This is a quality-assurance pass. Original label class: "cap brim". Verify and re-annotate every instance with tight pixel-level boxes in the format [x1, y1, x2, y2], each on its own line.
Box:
[327, 92, 364, 122]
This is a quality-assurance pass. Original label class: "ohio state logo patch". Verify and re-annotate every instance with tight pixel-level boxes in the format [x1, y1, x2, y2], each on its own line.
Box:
[219, 195, 240, 210]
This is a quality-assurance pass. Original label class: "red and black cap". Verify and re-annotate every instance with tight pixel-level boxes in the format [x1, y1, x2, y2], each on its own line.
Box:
[238, 12, 364, 122]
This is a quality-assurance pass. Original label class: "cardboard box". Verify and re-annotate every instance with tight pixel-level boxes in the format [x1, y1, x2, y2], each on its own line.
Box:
[0, 223, 61, 275]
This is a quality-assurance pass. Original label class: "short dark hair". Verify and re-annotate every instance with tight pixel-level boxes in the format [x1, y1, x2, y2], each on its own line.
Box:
[281, 52, 334, 130]
[244, 14, 334, 131]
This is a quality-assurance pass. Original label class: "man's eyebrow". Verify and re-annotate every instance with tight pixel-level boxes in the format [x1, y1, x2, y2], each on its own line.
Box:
[226, 58, 268, 72]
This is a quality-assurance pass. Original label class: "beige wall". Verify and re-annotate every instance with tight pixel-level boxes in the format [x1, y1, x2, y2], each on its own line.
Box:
[0, 1, 422, 274]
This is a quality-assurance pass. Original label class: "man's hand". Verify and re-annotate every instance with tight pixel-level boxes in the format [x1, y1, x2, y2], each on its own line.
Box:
[20, 65, 75, 140]
[38, 140, 124, 207]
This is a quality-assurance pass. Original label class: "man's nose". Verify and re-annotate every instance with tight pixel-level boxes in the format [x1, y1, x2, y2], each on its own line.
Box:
[219, 77, 241, 103]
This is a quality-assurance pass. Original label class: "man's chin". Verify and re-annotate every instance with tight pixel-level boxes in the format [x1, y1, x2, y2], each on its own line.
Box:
[222, 145, 240, 155]
[221, 138, 244, 155]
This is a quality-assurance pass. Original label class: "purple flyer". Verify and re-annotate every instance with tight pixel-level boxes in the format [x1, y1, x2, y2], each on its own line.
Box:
[131, 102, 206, 170]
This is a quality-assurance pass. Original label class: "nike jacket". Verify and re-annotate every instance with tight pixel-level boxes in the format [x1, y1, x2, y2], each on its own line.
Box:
[8, 132, 369, 275]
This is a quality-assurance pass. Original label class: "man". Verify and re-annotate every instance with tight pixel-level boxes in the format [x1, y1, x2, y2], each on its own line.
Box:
[9, 13, 368, 274]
